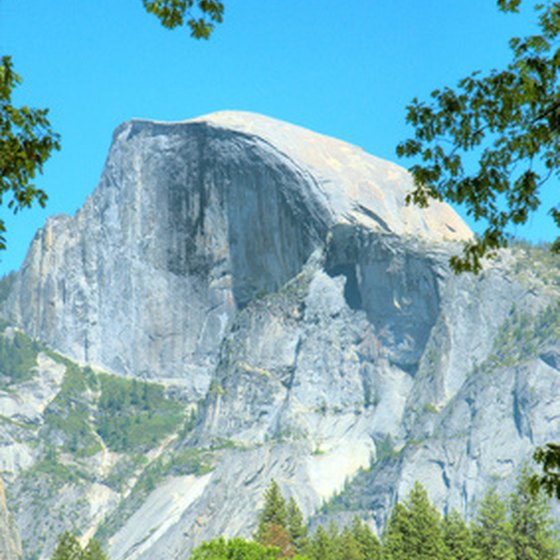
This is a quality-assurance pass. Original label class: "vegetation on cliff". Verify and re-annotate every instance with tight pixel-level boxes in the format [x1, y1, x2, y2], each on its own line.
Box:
[49, 471, 560, 560]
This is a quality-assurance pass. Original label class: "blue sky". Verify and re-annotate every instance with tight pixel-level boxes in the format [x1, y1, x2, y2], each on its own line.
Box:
[0, 0, 557, 274]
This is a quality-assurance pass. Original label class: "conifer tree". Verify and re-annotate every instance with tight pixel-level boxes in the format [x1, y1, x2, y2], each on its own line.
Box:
[383, 502, 412, 560]
[326, 520, 340, 546]
[472, 489, 515, 560]
[82, 539, 108, 560]
[256, 480, 289, 535]
[287, 497, 308, 554]
[309, 525, 338, 560]
[50, 533, 108, 560]
[260, 524, 294, 558]
[255, 480, 292, 556]
[337, 526, 364, 560]
[383, 482, 448, 560]
[350, 516, 382, 560]
[443, 509, 479, 560]
[509, 467, 559, 560]
[50, 532, 83, 560]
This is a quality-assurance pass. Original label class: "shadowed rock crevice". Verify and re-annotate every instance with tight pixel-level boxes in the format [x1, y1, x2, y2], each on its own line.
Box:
[221, 141, 328, 308]
[324, 263, 362, 310]
[326, 226, 442, 371]
[540, 350, 560, 370]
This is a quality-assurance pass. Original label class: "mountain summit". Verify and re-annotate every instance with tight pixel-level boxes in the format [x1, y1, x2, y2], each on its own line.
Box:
[190, 111, 471, 241]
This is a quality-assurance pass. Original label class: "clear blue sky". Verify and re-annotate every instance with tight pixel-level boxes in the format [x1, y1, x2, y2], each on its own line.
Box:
[0, 0, 557, 274]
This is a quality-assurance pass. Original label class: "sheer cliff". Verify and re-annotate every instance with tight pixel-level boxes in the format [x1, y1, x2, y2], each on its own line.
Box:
[6, 112, 468, 397]
[1, 112, 558, 560]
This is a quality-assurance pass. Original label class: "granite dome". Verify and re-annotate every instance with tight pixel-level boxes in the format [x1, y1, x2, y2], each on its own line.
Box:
[2, 112, 557, 560]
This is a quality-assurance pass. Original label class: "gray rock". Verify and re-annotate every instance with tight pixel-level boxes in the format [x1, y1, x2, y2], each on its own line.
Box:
[5, 113, 469, 400]
[0, 476, 22, 560]
[1, 112, 558, 559]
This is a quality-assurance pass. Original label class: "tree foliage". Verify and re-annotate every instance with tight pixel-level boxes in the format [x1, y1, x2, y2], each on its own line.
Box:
[350, 516, 382, 560]
[254, 480, 308, 557]
[1, 1, 223, 254]
[442, 509, 479, 560]
[142, 0, 224, 38]
[255, 480, 289, 545]
[0, 328, 41, 385]
[286, 497, 309, 554]
[51, 532, 83, 560]
[309, 525, 338, 560]
[397, 0, 560, 273]
[50, 473, 560, 560]
[336, 526, 364, 560]
[0, 56, 60, 251]
[94, 373, 184, 452]
[50, 532, 107, 560]
[383, 482, 448, 560]
[471, 489, 515, 560]
[510, 466, 559, 560]
[82, 539, 109, 560]
[531, 443, 560, 499]
[190, 537, 281, 560]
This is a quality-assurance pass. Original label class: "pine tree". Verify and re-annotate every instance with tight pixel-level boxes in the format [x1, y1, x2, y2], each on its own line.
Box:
[472, 489, 515, 560]
[443, 509, 479, 560]
[255, 480, 291, 556]
[82, 539, 108, 560]
[256, 480, 289, 536]
[50, 532, 83, 560]
[383, 482, 448, 560]
[509, 467, 559, 560]
[287, 497, 308, 554]
[309, 525, 338, 560]
[259, 524, 294, 558]
[336, 526, 363, 560]
[326, 521, 342, 559]
[383, 502, 412, 560]
[350, 516, 382, 560]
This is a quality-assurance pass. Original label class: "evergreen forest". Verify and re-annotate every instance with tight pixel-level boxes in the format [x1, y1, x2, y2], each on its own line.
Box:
[50, 469, 560, 560]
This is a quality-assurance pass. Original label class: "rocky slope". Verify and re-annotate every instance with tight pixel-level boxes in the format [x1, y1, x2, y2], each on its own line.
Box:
[1, 112, 558, 560]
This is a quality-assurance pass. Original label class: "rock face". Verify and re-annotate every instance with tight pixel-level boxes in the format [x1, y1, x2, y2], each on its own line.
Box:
[2, 112, 559, 560]
[0, 476, 22, 560]
[6, 112, 469, 396]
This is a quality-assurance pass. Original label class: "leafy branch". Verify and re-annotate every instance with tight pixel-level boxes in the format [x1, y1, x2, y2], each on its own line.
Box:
[397, 1, 560, 273]
[0, 56, 60, 251]
[142, 0, 225, 39]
